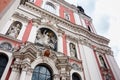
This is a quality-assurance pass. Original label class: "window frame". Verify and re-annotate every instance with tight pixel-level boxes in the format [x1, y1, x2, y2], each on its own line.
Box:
[44, 2, 56, 14]
[32, 64, 53, 80]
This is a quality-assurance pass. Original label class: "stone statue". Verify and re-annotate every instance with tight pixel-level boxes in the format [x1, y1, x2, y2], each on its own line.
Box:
[7, 23, 21, 38]
[35, 29, 57, 50]
[70, 43, 77, 58]
[36, 30, 50, 45]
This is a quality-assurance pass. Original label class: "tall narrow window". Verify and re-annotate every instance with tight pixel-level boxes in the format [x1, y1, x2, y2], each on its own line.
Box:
[99, 55, 107, 68]
[69, 43, 77, 58]
[0, 54, 8, 79]
[44, 2, 56, 14]
[88, 26, 91, 32]
[6, 21, 22, 38]
[32, 64, 52, 80]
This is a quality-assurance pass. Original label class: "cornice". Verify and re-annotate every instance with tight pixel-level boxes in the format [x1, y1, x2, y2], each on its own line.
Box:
[12, 12, 30, 23]
[18, 3, 110, 49]
[0, 33, 22, 43]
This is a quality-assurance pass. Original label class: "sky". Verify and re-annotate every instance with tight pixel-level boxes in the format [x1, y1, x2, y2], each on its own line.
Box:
[65, 0, 120, 68]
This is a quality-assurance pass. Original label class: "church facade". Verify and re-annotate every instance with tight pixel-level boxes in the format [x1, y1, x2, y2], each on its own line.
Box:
[0, 0, 120, 80]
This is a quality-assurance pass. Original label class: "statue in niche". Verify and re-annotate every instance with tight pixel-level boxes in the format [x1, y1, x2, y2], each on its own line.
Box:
[6, 22, 22, 38]
[35, 28, 57, 51]
[36, 30, 50, 45]
[70, 43, 77, 58]
[99, 55, 107, 68]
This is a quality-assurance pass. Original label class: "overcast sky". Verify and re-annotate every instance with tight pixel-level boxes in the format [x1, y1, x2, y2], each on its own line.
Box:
[65, 0, 120, 68]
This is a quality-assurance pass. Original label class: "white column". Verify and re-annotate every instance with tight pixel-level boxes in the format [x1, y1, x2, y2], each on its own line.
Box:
[20, 58, 31, 80]
[57, 33, 63, 53]
[19, 69, 27, 80]
[9, 58, 21, 80]
[9, 68, 20, 80]
[106, 55, 120, 80]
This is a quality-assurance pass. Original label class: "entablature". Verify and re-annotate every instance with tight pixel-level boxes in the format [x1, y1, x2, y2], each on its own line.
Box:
[17, 2, 110, 53]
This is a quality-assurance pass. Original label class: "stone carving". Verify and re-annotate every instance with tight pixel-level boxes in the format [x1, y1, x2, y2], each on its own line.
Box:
[6, 21, 22, 38]
[72, 63, 81, 71]
[69, 43, 77, 58]
[35, 28, 57, 51]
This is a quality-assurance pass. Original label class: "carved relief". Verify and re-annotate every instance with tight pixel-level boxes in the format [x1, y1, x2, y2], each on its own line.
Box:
[35, 28, 57, 51]
[0, 42, 13, 51]
[72, 63, 82, 71]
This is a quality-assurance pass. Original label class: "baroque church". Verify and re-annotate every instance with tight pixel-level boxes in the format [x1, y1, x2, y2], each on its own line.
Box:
[0, 0, 120, 80]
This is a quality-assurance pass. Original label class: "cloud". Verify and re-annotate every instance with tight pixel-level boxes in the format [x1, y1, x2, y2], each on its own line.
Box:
[92, 0, 120, 68]
[64, 0, 120, 68]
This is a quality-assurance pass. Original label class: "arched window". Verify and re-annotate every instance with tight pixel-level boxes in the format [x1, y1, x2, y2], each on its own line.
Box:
[32, 64, 52, 80]
[0, 42, 13, 51]
[99, 55, 107, 68]
[44, 2, 56, 14]
[0, 54, 8, 78]
[6, 21, 22, 38]
[35, 28, 57, 51]
[72, 73, 82, 80]
[69, 43, 77, 58]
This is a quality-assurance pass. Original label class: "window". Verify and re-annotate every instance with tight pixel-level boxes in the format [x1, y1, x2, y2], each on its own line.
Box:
[72, 73, 82, 80]
[0, 42, 13, 51]
[88, 26, 91, 32]
[99, 55, 107, 68]
[69, 43, 77, 58]
[35, 28, 57, 51]
[64, 12, 70, 20]
[44, 2, 56, 14]
[6, 21, 22, 38]
[0, 54, 8, 79]
[32, 65, 52, 80]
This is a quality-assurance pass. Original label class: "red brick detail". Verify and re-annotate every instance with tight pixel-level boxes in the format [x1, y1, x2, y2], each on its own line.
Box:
[69, 10, 75, 23]
[35, 0, 43, 7]
[0, 0, 11, 12]
[0, 37, 21, 46]
[62, 33, 67, 56]
[22, 20, 33, 43]
[59, 5, 65, 18]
